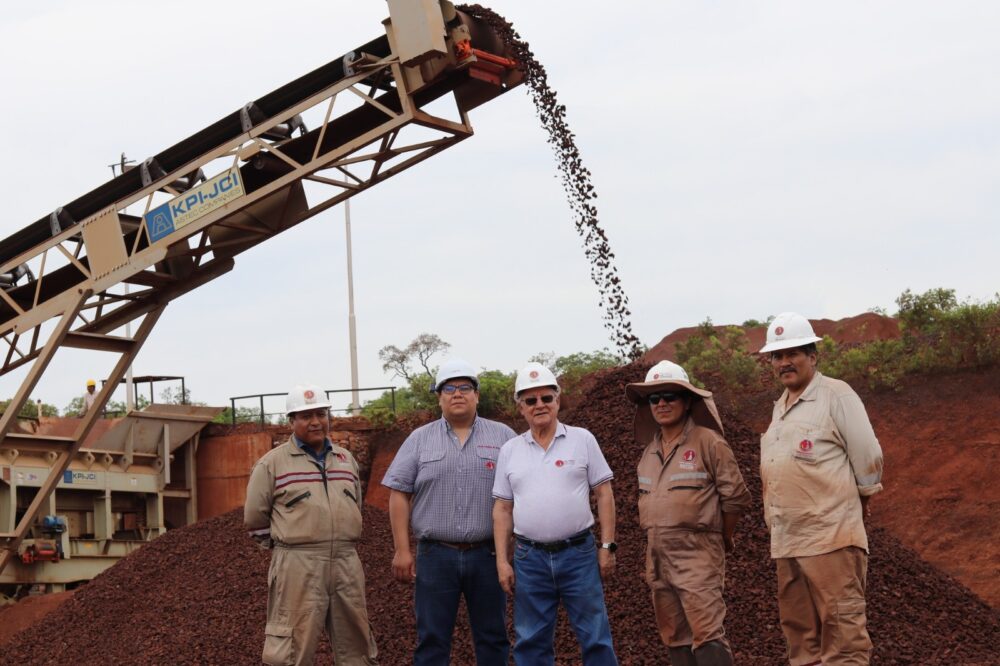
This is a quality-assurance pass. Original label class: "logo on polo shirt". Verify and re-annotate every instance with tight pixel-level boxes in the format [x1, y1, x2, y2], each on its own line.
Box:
[682, 450, 696, 462]
[775, 326, 785, 336]
[335, 452, 347, 462]
[799, 439, 813, 452]
[485, 460, 495, 470]
[555, 459, 564, 467]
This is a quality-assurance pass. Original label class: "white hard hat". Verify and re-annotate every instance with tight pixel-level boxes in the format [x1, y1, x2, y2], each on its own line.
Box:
[514, 362, 559, 396]
[625, 361, 713, 404]
[759, 312, 822, 353]
[286, 384, 332, 415]
[433, 358, 479, 392]
[644, 360, 690, 384]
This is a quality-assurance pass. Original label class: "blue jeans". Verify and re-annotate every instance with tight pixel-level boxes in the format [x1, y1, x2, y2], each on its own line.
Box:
[512, 532, 618, 665]
[414, 540, 509, 665]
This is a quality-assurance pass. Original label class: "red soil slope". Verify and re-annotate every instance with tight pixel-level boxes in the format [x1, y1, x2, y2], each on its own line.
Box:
[644, 312, 900, 363]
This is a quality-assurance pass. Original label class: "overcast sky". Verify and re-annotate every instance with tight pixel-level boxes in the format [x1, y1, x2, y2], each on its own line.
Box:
[0, 1, 997, 414]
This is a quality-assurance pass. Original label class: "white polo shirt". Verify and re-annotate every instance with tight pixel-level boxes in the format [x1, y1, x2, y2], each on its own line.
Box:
[492, 422, 614, 542]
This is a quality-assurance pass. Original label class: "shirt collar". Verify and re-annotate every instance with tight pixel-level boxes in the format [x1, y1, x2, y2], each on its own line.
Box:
[523, 421, 566, 448]
[651, 417, 693, 459]
[776, 371, 824, 414]
[443, 414, 479, 434]
[292, 434, 332, 461]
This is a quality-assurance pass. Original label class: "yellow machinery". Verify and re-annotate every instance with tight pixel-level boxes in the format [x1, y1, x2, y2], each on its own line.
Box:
[0, 0, 522, 578]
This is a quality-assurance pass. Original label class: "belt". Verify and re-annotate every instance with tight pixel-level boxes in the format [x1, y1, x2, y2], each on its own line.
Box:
[516, 530, 591, 553]
[422, 539, 494, 552]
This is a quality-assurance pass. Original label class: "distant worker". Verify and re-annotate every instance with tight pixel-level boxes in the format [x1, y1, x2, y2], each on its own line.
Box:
[492, 362, 619, 665]
[244, 384, 378, 666]
[625, 361, 751, 666]
[759, 313, 884, 665]
[83, 379, 97, 414]
[382, 358, 516, 665]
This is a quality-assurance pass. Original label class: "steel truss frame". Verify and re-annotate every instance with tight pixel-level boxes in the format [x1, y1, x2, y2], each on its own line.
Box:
[0, 28, 498, 574]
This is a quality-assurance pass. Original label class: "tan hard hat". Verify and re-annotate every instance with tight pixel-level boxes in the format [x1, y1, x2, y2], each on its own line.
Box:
[86, 379, 96, 387]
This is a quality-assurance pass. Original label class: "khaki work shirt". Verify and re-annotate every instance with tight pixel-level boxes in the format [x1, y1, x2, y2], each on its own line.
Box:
[761, 372, 884, 559]
[637, 420, 751, 533]
[244, 438, 363, 546]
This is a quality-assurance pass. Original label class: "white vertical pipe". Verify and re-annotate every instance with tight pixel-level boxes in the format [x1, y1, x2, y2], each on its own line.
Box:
[345, 199, 360, 413]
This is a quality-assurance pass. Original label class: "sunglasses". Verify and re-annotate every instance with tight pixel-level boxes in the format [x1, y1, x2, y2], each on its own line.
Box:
[522, 394, 556, 406]
[647, 392, 684, 405]
[440, 384, 475, 395]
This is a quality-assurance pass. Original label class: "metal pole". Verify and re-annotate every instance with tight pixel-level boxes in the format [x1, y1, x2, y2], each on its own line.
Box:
[125, 284, 134, 412]
[231, 398, 236, 425]
[345, 199, 360, 413]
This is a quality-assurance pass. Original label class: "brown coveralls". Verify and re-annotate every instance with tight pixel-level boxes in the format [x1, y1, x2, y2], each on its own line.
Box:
[761, 372, 883, 666]
[245, 438, 378, 665]
[637, 419, 751, 651]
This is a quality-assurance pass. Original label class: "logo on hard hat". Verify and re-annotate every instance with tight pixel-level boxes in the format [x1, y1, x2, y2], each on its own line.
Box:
[683, 450, 696, 462]
[799, 439, 813, 452]
[529, 370, 539, 379]
[653, 373, 661, 379]
[775, 326, 785, 336]
[304, 389, 315, 400]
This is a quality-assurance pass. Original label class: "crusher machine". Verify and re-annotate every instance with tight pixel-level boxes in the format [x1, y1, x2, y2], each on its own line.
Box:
[1, 405, 221, 591]
[0, 0, 522, 579]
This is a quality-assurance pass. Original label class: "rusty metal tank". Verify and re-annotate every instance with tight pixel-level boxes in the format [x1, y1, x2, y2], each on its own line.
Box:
[196, 433, 273, 520]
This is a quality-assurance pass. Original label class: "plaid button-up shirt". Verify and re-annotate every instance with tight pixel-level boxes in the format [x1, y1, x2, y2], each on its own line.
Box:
[382, 416, 516, 542]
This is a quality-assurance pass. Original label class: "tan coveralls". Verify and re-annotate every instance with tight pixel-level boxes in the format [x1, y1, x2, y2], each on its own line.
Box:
[245, 438, 378, 665]
[761, 372, 883, 666]
[637, 419, 751, 650]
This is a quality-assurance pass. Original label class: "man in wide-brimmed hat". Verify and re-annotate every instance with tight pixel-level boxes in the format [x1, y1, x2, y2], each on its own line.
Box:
[625, 361, 750, 666]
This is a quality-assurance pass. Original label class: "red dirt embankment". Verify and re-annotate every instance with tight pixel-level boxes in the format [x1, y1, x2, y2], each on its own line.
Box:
[643, 312, 900, 363]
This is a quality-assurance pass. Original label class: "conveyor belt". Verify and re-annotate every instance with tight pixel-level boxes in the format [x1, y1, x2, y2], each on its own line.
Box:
[0, 35, 390, 265]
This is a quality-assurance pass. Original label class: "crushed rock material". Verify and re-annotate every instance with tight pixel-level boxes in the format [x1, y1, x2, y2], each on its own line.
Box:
[459, 4, 643, 361]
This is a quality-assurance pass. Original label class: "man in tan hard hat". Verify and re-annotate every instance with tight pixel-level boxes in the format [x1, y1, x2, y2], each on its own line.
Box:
[759, 313, 883, 666]
[245, 384, 378, 665]
[492, 362, 619, 665]
[382, 358, 516, 665]
[625, 361, 751, 666]
[82, 379, 98, 414]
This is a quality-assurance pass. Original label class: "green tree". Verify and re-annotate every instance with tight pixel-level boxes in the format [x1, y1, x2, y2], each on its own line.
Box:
[675, 321, 759, 392]
[0, 398, 59, 419]
[378, 333, 450, 384]
[530, 349, 623, 397]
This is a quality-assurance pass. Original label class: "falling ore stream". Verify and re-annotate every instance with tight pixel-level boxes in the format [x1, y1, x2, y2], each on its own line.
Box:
[459, 4, 644, 361]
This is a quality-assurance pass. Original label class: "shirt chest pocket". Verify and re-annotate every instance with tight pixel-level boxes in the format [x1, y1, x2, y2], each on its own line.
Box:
[417, 447, 447, 484]
[785, 420, 837, 465]
[475, 448, 499, 476]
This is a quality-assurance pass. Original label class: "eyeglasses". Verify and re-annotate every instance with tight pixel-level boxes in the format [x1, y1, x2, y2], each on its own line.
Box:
[521, 394, 556, 406]
[440, 383, 475, 395]
[647, 392, 684, 405]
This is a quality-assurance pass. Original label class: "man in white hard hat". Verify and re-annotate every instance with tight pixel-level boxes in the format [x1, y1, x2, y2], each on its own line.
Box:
[245, 384, 378, 666]
[625, 361, 750, 666]
[758, 313, 883, 665]
[492, 362, 619, 665]
[382, 358, 516, 665]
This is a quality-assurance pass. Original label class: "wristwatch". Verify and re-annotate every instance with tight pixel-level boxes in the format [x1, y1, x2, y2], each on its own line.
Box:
[600, 542, 618, 553]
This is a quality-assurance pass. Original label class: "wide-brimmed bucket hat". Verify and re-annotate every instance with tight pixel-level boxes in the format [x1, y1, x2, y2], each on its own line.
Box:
[625, 360, 724, 443]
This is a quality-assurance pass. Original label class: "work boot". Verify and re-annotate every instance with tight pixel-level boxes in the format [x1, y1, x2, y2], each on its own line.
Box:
[668, 645, 697, 666]
[693, 639, 734, 666]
